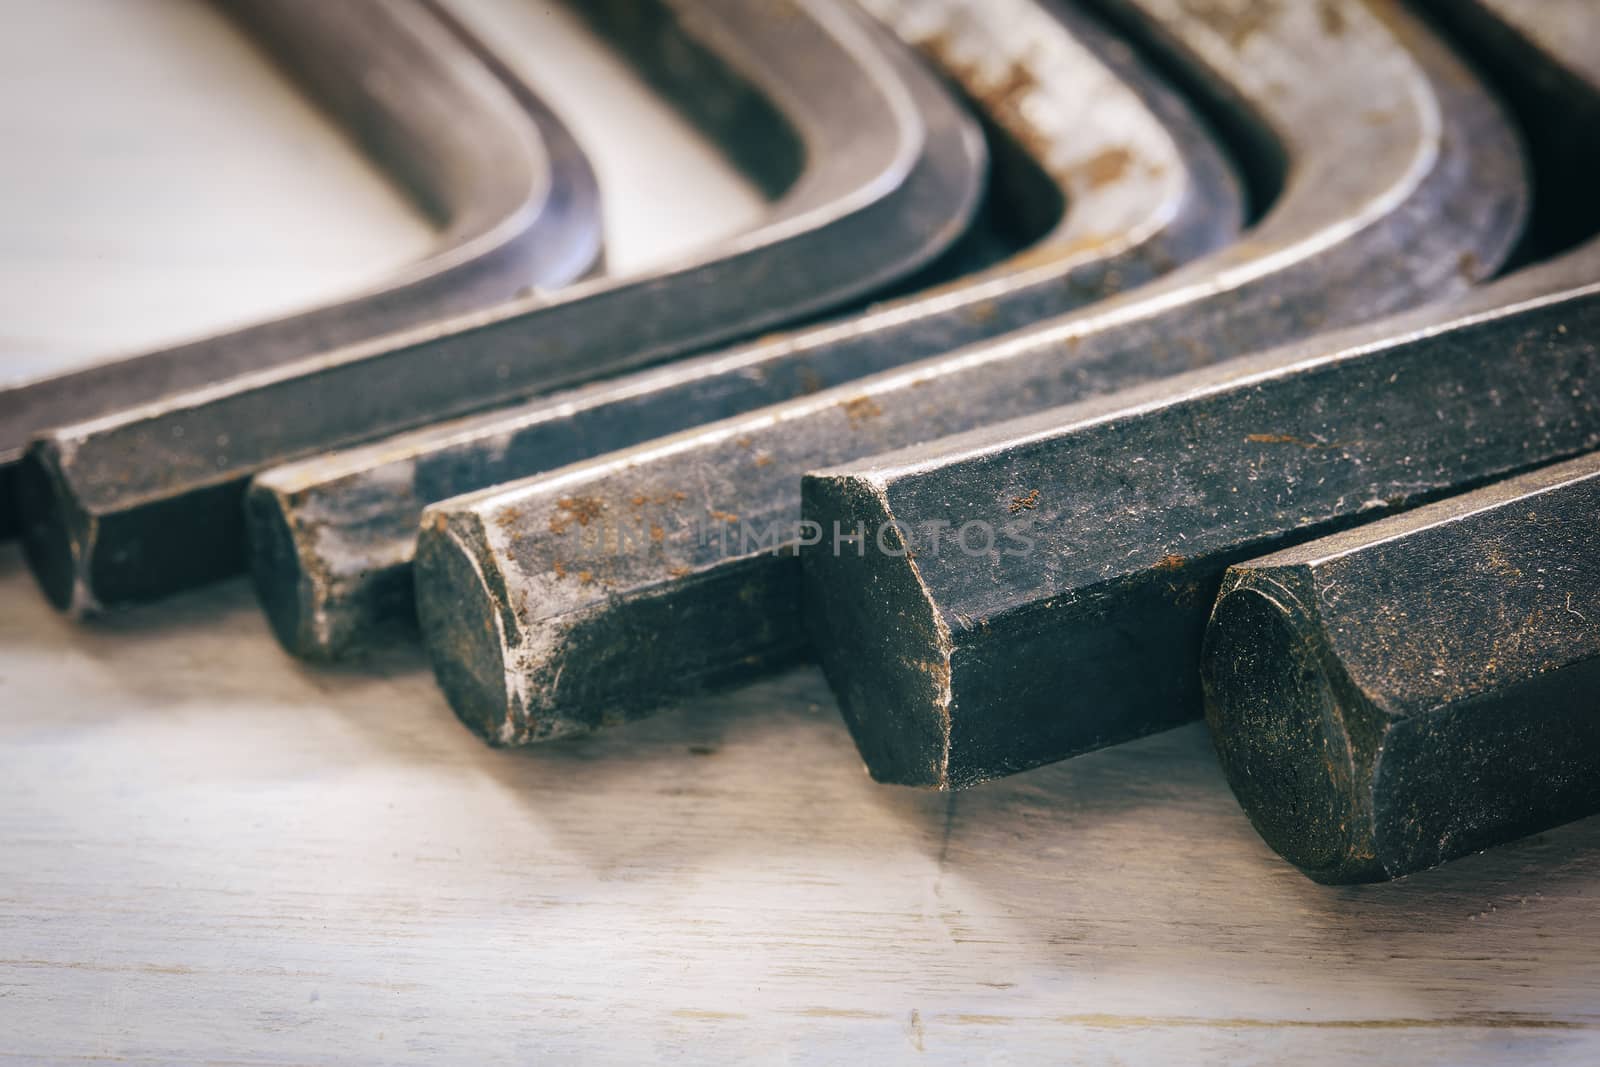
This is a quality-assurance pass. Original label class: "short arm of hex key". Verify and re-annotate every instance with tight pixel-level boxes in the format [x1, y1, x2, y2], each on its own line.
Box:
[412, 0, 1527, 747]
[1414, 0, 1600, 263]
[799, 0, 1600, 789]
[0, 0, 602, 538]
[803, 246, 1600, 788]
[1204, 450, 1600, 884]
[246, 0, 1243, 661]
[17, 0, 987, 616]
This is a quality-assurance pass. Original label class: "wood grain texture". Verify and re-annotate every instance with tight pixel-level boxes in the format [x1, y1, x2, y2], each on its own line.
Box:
[2, 1, 1598, 1062]
[3, 548, 1600, 1063]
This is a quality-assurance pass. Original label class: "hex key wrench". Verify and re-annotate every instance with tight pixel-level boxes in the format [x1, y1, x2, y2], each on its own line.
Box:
[800, 0, 1600, 789]
[247, 0, 1243, 661]
[805, 244, 1600, 787]
[414, 0, 1527, 747]
[18, 0, 987, 616]
[0, 0, 601, 539]
[1204, 451, 1600, 884]
[1202, 0, 1600, 885]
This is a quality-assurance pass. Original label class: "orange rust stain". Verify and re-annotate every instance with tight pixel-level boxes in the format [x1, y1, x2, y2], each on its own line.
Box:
[1179, 0, 1285, 50]
[552, 560, 567, 579]
[1156, 554, 1186, 571]
[708, 509, 740, 524]
[548, 495, 604, 535]
[1245, 433, 1332, 450]
[650, 524, 665, 542]
[630, 491, 689, 509]
[577, 570, 594, 585]
[1071, 146, 1135, 190]
[842, 395, 884, 425]
[754, 453, 773, 468]
[913, 38, 1045, 161]
[669, 565, 694, 578]
[1009, 489, 1040, 515]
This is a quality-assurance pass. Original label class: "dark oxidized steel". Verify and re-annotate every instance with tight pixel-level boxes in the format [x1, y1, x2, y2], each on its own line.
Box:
[413, 0, 1527, 746]
[1204, 451, 1600, 884]
[246, 0, 1243, 661]
[803, 246, 1600, 788]
[798, 0, 1600, 789]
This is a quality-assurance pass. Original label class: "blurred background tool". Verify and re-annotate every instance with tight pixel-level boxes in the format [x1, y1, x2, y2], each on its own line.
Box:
[18, 0, 985, 616]
[0, 0, 603, 538]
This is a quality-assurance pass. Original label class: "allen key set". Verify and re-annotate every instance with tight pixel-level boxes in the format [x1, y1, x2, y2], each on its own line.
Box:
[9, 0, 1600, 884]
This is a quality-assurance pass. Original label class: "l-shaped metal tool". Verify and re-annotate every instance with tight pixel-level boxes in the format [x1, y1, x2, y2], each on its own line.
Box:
[18, 0, 987, 615]
[0, 0, 602, 538]
[807, 242, 1600, 788]
[413, 0, 1527, 747]
[803, 0, 1600, 790]
[1203, 0, 1600, 885]
[246, 0, 1243, 661]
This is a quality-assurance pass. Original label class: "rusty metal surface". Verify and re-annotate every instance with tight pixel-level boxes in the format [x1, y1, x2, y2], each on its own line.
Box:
[802, 0, 1600, 790]
[803, 242, 1600, 788]
[0, 0, 601, 538]
[412, 0, 1528, 747]
[1204, 450, 1600, 884]
[245, 0, 1243, 661]
[17, 0, 987, 616]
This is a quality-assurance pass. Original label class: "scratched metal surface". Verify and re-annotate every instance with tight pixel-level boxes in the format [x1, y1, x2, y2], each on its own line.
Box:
[1, 1, 1598, 1063]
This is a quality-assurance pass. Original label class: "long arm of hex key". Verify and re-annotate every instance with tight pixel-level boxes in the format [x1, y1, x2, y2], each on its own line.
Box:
[412, 0, 1527, 747]
[0, 0, 601, 538]
[17, 0, 987, 616]
[803, 246, 1600, 788]
[245, 0, 1243, 661]
[798, 0, 1600, 789]
[1204, 450, 1600, 884]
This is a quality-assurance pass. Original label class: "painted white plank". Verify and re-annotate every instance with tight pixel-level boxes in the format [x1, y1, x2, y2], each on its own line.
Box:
[2, 552, 1598, 1063]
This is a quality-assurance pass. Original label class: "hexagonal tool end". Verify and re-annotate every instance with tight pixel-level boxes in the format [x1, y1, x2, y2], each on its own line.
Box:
[1200, 572, 1388, 885]
[800, 471, 956, 789]
[0, 460, 19, 541]
[413, 509, 524, 746]
[245, 483, 324, 659]
[802, 455, 1204, 791]
[245, 474, 422, 661]
[414, 490, 808, 745]
[1204, 452, 1600, 884]
[18, 438, 249, 619]
[15, 443, 89, 617]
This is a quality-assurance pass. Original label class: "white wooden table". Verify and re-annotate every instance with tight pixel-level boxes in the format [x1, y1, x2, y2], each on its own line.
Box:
[3, 3, 1598, 1063]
